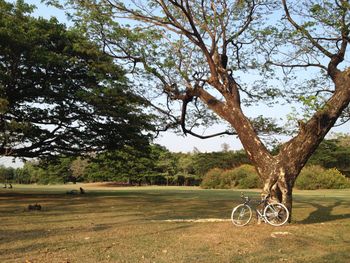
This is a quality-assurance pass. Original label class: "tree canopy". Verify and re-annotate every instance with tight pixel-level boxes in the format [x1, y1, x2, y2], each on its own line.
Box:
[35, 0, 350, 220]
[0, 0, 154, 159]
[48, 0, 349, 133]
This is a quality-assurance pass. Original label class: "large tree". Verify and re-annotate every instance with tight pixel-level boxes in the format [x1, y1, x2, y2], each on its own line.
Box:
[0, 0, 155, 159]
[50, 0, 350, 220]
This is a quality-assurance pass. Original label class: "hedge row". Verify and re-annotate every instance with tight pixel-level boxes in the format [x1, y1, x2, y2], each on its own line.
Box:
[295, 165, 350, 190]
[201, 164, 350, 190]
[201, 165, 262, 189]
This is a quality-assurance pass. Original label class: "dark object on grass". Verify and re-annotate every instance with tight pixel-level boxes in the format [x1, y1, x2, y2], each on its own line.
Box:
[80, 187, 85, 194]
[3, 184, 6, 188]
[28, 203, 42, 211]
[8, 184, 12, 189]
[66, 190, 78, 195]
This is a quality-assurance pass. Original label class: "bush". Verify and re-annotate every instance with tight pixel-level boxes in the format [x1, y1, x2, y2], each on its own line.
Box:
[200, 165, 261, 189]
[320, 169, 350, 189]
[200, 168, 224, 189]
[238, 173, 262, 189]
[294, 165, 324, 190]
[295, 165, 350, 190]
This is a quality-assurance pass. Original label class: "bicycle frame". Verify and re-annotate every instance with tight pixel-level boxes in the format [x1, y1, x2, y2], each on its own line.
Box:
[231, 193, 289, 226]
[241, 194, 269, 222]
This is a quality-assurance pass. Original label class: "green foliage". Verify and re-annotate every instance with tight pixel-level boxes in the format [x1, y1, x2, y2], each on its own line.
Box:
[192, 150, 250, 177]
[308, 136, 350, 175]
[201, 165, 261, 189]
[17, 162, 46, 184]
[0, 165, 14, 182]
[14, 159, 73, 185]
[231, 165, 262, 189]
[272, 135, 350, 176]
[0, 0, 154, 158]
[155, 149, 179, 184]
[200, 168, 224, 189]
[295, 165, 350, 190]
[70, 157, 89, 181]
[94, 145, 163, 184]
[238, 173, 262, 189]
[9, 134, 350, 187]
[249, 116, 284, 135]
[286, 96, 328, 129]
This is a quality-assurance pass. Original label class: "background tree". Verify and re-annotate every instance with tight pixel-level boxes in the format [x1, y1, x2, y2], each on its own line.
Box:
[82, 144, 167, 184]
[10, 135, 348, 187]
[0, 165, 14, 183]
[46, 0, 350, 221]
[0, 0, 154, 159]
[70, 157, 89, 182]
[308, 134, 350, 176]
[176, 153, 195, 176]
[192, 150, 250, 177]
[156, 149, 179, 185]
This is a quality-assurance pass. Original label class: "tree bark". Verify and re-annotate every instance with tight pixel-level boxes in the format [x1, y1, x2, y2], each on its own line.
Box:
[261, 71, 349, 223]
[276, 175, 295, 223]
[209, 71, 350, 223]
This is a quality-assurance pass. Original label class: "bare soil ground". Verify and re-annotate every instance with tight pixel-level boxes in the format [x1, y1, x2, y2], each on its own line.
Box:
[0, 184, 349, 263]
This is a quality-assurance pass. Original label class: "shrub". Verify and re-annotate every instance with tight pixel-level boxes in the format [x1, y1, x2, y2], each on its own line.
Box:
[296, 165, 350, 190]
[220, 169, 236, 188]
[223, 165, 261, 189]
[200, 165, 261, 189]
[238, 173, 262, 189]
[200, 168, 224, 189]
[320, 169, 350, 189]
[295, 165, 324, 190]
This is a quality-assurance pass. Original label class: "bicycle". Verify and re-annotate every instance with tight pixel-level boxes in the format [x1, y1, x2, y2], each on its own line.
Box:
[231, 193, 289, 227]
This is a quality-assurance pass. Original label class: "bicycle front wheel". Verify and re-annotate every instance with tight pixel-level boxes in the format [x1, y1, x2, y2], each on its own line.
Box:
[264, 203, 289, 226]
[231, 204, 252, 227]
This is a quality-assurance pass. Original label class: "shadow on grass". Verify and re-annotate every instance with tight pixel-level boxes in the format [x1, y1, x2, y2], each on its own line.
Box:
[297, 200, 350, 224]
[0, 190, 239, 221]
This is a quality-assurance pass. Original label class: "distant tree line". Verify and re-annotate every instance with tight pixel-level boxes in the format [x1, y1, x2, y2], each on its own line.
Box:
[1, 134, 349, 188]
[201, 134, 350, 190]
[1, 144, 249, 186]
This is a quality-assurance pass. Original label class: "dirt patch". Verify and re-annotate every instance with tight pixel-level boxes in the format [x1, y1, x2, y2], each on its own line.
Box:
[270, 231, 292, 238]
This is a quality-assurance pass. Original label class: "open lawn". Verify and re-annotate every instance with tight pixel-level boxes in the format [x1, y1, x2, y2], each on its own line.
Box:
[0, 184, 349, 263]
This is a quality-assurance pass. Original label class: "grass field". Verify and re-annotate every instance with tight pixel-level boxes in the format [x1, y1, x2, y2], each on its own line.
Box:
[0, 184, 349, 263]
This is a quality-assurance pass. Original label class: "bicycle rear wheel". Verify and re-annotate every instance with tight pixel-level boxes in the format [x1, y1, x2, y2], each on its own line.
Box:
[264, 203, 289, 226]
[231, 204, 252, 226]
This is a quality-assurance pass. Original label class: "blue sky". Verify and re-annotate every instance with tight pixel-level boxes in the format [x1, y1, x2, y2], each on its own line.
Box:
[2, 0, 349, 165]
[17, 0, 245, 153]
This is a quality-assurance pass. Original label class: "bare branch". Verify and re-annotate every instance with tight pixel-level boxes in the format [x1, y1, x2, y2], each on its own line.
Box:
[281, 0, 334, 58]
[266, 60, 328, 71]
[179, 92, 236, 139]
[225, 0, 256, 50]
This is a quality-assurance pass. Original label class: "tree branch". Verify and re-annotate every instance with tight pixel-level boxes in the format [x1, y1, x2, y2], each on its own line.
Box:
[179, 90, 236, 139]
[281, 0, 334, 58]
[266, 60, 328, 71]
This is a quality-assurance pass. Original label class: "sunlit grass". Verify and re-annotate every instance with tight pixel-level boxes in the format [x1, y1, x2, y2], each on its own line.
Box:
[0, 185, 349, 263]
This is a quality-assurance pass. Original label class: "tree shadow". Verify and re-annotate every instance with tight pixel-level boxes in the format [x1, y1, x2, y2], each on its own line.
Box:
[297, 200, 350, 224]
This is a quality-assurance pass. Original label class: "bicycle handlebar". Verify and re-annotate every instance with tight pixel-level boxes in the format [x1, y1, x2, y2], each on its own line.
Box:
[240, 192, 270, 204]
[240, 192, 250, 202]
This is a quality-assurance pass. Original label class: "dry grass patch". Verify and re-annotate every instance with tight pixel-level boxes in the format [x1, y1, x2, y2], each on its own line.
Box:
[0, 185, 349, 262]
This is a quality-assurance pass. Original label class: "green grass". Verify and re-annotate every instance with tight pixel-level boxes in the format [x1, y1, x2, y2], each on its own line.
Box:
[0, 184, 349, 263]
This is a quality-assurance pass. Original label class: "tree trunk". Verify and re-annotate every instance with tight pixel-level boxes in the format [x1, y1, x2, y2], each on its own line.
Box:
[270, 182, 282, 203]
[260, 165, 297, 223]
[277, 177, 295, 223]
[201, 63, 350, 224]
